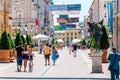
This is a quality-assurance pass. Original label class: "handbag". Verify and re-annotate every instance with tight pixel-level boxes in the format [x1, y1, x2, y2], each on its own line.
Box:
[108, 54, 117, 70]
[56, 54, 59, 58]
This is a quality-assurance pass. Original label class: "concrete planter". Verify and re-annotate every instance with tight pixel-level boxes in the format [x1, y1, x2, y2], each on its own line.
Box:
[92, 52, 103, 73]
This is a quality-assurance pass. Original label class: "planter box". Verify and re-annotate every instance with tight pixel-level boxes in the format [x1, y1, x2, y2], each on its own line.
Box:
[0, 50, 10, 62]
[101, 49, 109, 63]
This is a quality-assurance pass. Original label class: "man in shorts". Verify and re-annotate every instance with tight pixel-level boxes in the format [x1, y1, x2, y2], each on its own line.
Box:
[43, 43, 51, 66]
[15, 42, 24, 72]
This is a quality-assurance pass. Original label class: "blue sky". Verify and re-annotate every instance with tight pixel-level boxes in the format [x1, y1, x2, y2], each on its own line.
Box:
[53, 0, 93, 25]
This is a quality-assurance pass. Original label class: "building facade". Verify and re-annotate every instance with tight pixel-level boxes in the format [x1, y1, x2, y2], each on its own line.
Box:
[12, 0, 40, 36]
[88, 0, 111, 25]
[0, 0, 12, 36]
[54, 28, 81, 43]
[113, 0, 120, 51]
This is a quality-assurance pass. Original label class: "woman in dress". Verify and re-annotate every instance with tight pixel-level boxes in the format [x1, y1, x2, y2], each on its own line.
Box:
[52, 46, 58, 66]
[22, 44, 29, 72]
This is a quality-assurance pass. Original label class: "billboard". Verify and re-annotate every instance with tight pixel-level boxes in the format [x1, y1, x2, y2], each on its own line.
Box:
[67, 4, 81, 11]
[61, 24, 76, 30]
[46, 5, 67, 11]
[47, 4, 81, 11]
[57, 17, 79, 23]
[59, 15, 68, 18]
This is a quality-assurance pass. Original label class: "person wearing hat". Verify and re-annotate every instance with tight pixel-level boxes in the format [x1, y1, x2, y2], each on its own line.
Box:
[108, 47, 120, 80]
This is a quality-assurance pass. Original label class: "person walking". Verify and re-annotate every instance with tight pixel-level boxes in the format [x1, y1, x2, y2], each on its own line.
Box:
[22, 44, 29, 72]
[39, 45, 43, 54]
[15, 42, 24, 72]
[69, 44, 73, 54]
[72, 43, 78, 57]
[43, 43, 51, 66]
[108, 47, 120, 80]
[52, 46, 58, 66]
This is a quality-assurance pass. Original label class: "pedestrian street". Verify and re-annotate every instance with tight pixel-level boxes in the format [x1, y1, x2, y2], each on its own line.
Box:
[0, 47, 110, 80]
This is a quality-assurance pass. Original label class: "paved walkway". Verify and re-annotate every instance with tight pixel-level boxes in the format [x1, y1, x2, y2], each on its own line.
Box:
[0, 47, 110, 79]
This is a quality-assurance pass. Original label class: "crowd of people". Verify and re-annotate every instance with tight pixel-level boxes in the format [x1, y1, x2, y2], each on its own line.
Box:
[15, 41, 120, 80]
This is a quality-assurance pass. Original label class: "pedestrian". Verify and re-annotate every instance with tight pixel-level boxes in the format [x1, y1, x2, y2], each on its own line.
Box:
[72, 43, 78, 57]
[22, 44, 29, 72]
[39, 44, 43, 54]
[108, 47, 120, 80]
[52, 46, 58, 66]
[43, 43, 51, 66]
[15, 42, 24, 72]
[69, 44, 73, 54]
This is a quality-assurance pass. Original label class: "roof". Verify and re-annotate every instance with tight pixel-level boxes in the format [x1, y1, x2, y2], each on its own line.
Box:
[54, 31, 65, 33]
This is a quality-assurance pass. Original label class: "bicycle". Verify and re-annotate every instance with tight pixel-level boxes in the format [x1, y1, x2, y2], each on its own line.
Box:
[28, 55, 33, 72]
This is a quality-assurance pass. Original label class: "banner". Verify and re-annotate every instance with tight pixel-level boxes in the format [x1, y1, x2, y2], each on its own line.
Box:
[57, 17, 79, 23]
[107, 2, 113, 32]
[47, 4, 81, 11]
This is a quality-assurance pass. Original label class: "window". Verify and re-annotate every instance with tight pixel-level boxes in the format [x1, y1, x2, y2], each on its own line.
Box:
[75, 33, 77, 35]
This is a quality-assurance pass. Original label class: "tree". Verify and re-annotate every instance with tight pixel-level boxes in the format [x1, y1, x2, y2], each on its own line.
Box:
[100, 26, 109, 49]
[51, 38, 55, 46]
[54, 25, 62, 30]
[0, 31, 11, 49]
[21, 35, 26, 46]
[15, 33, 22, 47]
[82, 39, 86, 45]
[89, 36, 96, 48]
[26, 34, 34, 47]
[8, 33, 15, 48]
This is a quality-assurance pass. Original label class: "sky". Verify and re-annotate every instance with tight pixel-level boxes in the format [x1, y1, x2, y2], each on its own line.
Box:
[52, 0, 93, 25]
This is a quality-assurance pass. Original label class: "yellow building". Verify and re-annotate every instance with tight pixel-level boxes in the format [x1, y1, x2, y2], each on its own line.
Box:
[54, 28, 82, 43]
[0, 0, 12, 36]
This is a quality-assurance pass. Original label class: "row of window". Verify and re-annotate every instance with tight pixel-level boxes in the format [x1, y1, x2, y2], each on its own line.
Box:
[56, 33, 78, 36]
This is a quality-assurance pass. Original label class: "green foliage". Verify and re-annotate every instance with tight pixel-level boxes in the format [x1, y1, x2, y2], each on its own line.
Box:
[55, 41, 58, 44]
[0, 31, 11, 49]
[51, 38, 55, 45]
[82, 39, 86, 45]
[100, 26, 109, 49]
[21, 35, 26, 46]
[78, 40, 82, 45]
[89, 36, 96, 48]
[15, 33, 22, 46]
[54, 25, 62, 30]
[26, 34, 34, 47]
[8, 33, 15, 48]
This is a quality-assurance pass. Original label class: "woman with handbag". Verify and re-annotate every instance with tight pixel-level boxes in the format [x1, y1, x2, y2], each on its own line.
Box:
[52, 46, 58, 66]
[108, 47, 120, 80]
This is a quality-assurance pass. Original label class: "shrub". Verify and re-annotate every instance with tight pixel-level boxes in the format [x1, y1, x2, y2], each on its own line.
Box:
[0, 31, 11, 49]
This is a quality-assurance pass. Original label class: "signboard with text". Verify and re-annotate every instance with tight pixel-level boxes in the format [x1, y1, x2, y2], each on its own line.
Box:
[47, 4, 81, 11]
[57, 17, 79, 23]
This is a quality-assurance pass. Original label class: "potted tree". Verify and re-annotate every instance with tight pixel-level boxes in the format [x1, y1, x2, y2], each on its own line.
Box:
[8, 33, 15, 62]
[15, 33, 23, 47]
[0, 31, 11, 62]
[26, 34, 34, 52]
[21, 34, 26, 46]
[100, 26, 109, 63]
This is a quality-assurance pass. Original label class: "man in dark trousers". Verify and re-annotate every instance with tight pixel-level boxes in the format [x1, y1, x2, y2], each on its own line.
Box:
[15, 42, 24, 72]
[108, 47, 120, 80]
[72, 43, 78, 57]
